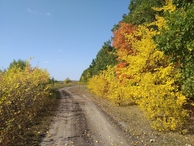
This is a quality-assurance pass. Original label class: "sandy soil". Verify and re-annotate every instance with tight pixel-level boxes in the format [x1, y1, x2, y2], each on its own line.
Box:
[40, 86, 131, 146]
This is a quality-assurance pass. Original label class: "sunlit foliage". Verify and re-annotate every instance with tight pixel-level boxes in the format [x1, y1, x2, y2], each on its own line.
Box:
[155, 1, 194, 100]
[87, 0, 190, 131]
[0, 61, 50, 145]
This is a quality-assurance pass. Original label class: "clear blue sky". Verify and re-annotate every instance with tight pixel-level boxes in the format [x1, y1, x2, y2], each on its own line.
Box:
[0, 0, 130, 81]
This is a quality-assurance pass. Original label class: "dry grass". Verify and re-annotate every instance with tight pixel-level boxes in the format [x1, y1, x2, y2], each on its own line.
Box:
[70, 85, 194, 146]
[50, 81, 77, 89]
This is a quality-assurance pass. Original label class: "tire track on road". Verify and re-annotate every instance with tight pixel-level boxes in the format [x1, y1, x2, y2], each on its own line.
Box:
[40, 86, 130, 146]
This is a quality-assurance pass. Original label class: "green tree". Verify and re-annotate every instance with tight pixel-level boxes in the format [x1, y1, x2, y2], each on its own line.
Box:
[93, 41, 117, 73]
[80, 41, 117, 82]
[155, 2, 194, 100]
[49, 77, 55, 84]
[112, 0, 193, 31]
[123, 0, 165, 25]
[64, 77, 71, 84]
[8, 59, 27, 71]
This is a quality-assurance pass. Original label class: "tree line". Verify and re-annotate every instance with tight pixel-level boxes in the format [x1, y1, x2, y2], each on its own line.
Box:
[80, 0, 194, 131]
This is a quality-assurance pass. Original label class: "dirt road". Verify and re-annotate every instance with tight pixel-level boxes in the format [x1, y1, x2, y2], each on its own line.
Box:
[40, 86, 130, 146]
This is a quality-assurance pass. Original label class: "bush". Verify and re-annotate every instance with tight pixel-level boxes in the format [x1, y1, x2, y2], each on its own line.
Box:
[0, 63, 50, 145]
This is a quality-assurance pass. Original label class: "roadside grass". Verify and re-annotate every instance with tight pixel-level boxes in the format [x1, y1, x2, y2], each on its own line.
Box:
[13, 82, 72, 146]
[69, 85, 194, 146]
[50, 81, 77, 90]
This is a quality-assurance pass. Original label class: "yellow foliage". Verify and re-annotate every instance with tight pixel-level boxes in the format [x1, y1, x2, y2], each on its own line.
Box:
[87, 66, 137, 105]
[0, 62, 50, 145]
[152, 0, 176, 13]
[153, 15, 168, 31]
[87, 74, 108, 98]
[123, 23, 187, 131]
[86, 1, 187, 131]
[150, 0, 176, 31]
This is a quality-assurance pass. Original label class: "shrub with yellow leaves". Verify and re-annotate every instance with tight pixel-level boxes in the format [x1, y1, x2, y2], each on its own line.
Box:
[123, 13, 188, 131]
[0, 62, 50, 145]
[87, 72, 108, 98]
[87, 0, 188, 131]
[87, 66, 137, 106]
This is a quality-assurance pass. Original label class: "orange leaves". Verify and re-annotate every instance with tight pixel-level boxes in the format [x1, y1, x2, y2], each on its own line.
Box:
[116, 61, 128, 69]
[113, 22, 137, 79]
[113, 22, 137, 56]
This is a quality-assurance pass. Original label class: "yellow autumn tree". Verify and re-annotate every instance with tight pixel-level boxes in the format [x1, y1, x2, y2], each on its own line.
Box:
[121, 0, 188, 131]
[87, 0, 188, 131]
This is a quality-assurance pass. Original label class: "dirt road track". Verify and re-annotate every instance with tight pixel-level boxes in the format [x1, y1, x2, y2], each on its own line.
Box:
[40, 86, 130, 146]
